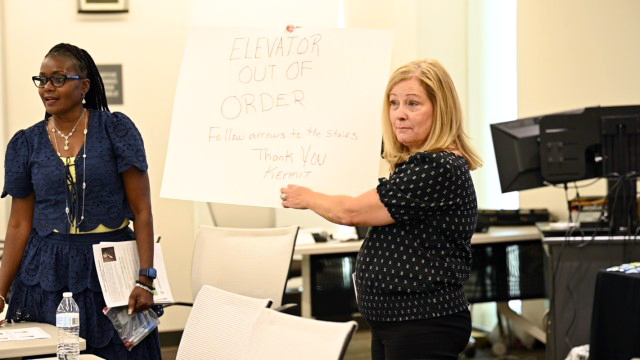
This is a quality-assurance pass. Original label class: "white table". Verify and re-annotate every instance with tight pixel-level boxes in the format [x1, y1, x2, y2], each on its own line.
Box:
[40, 355, 104, 360]
[294, 225, 541, 319]
[0, 321, 87, 358]
[294, 225, 547, 346]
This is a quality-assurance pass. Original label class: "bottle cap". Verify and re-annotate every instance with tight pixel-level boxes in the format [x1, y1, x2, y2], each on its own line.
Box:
[63, 292, 73, 298]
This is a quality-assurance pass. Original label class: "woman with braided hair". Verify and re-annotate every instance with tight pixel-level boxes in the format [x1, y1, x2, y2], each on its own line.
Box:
[0, 43, 161, 358]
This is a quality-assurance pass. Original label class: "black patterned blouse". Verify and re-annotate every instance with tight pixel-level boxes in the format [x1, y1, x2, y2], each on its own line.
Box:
[355, 151, 477, 321]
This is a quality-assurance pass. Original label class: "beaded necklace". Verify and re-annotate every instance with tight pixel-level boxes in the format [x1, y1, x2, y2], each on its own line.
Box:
[52, 109, 85, 151]
[49, 109, 88, 227]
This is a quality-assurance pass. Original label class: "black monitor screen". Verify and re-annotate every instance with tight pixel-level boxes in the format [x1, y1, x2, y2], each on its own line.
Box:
[491, 107, 607, 193]
[490, 115, 544, 193]
[491, 105, 640, 233]
[538, 110, 603, 184]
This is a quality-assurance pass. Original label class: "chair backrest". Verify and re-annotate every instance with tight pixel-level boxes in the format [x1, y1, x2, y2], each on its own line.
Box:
[176, 284, 273, 360]
[243, 308, 358, 360]
[191, 225, 299, 308]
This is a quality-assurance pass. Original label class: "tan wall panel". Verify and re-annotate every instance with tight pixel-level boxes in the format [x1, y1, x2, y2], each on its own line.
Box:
[518, 0, 640, 219]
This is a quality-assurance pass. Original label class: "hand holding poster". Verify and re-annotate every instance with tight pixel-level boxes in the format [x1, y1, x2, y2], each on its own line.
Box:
[161, 27, 393, 207]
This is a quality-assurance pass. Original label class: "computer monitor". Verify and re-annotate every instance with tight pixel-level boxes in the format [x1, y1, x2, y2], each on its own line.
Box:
[491, 105, 640, 234]
[490, 114, 544, 192]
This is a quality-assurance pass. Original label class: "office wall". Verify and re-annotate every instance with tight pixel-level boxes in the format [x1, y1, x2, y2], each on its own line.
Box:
[342, 0, 467, 117]
[343, 0, 517, 213]
[517, 0, 640, 218]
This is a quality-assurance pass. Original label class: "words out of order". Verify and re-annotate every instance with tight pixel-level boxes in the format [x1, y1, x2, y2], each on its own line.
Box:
[220, 90, 305, 119]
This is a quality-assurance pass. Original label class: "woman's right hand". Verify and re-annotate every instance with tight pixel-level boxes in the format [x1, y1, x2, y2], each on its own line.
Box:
[280, 185, 313, 209]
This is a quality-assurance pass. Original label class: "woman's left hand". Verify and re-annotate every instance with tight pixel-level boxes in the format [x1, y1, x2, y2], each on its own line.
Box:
[128, 285, 153, 315]
[280, 185, 313, 209]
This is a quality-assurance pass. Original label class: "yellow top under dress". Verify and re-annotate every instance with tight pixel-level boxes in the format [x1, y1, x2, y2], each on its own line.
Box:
[56, 156, 129, 234]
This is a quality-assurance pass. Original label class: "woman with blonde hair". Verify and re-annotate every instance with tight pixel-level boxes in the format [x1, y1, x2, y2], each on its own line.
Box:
[281, 58, 481, 359]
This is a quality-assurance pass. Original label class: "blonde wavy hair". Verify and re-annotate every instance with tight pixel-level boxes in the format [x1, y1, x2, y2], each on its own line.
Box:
[381, 59, 482, 172]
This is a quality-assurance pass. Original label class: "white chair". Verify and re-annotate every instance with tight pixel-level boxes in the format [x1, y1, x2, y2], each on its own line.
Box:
[243, 307, 358, 360]
[175, 284, 272, 360]
[190, 225, 299, 308]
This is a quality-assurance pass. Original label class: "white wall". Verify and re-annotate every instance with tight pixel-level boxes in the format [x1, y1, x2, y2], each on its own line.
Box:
[467, 1, 519, 210]
[517, 0, 640, 219]
[343, 0, 512, 212]
[342, 0, 467, 104]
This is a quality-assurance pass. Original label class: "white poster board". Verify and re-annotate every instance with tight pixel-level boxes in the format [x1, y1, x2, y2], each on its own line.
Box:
[161, 26, 393, 208]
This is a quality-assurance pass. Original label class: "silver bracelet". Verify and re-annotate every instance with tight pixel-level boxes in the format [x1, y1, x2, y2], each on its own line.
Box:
[135, 283, 154, 295]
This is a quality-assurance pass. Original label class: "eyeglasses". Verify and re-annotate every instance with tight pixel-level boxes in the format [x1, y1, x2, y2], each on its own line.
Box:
[32, 74, 84, 88]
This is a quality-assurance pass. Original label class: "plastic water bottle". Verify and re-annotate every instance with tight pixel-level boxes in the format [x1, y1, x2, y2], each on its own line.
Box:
[56, 292, 80, 360]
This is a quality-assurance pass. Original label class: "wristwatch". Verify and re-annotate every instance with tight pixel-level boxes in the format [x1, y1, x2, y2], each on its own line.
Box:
[139, 267, 157, 280]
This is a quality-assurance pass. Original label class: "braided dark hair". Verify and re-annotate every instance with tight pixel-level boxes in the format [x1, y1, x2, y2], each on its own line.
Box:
[44, 43, 109, 118]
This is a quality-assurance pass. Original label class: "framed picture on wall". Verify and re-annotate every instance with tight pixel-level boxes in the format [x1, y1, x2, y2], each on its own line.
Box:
[78, 0, 128, 13]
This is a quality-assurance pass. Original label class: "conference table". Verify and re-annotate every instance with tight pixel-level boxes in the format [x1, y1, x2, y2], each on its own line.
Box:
[294, 225, 544, 320]
[0, 321, 87, 358]
[40, 355, 103, 359]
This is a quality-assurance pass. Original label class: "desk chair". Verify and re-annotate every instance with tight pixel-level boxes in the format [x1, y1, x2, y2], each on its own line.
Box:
[190, 225, 299, 308]
[243, 307, 358, 360]
[175, 284, 272, 360]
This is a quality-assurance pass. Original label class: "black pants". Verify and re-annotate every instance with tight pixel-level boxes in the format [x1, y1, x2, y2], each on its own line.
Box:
[368, 309, 471, 360]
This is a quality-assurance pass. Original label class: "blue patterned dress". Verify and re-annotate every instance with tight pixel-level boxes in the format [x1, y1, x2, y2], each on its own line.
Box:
[2, 110, 162, 359]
